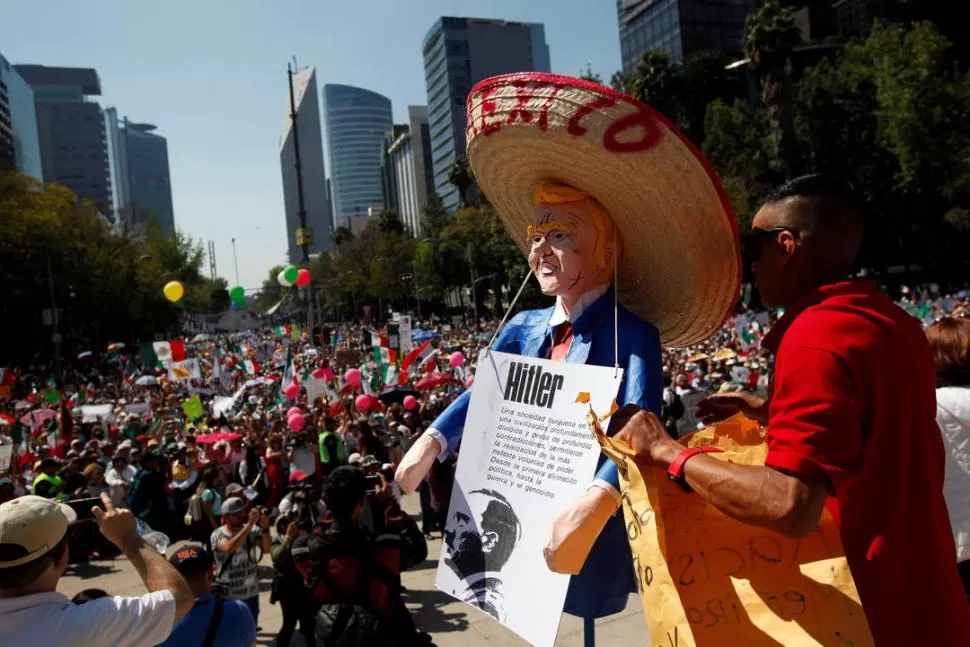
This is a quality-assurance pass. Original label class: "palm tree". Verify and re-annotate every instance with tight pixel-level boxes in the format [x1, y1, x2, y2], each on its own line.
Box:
[448, 156, 474, 208]
[743, 0, 803, 180]
[331, 225, 353, 247]
[630, 50, 682, 122]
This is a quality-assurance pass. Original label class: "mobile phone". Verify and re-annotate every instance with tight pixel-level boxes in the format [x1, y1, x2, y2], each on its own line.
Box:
[364, 474, 382, 492]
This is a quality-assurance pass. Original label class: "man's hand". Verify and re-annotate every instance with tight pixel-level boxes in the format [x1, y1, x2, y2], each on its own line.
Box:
[608, 405, 682, 468]
[695, 392, 768, 425]
[284, 521, 299, 544]
[91, 492, 138, 548]
[248, 507, 261, 526]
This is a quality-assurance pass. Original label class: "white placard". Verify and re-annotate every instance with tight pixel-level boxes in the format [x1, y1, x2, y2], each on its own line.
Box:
[80, 404, 114, 424]
[0, 439, 13, 472]
[435, 351, 622, 647]
[399, 315, 413, 354]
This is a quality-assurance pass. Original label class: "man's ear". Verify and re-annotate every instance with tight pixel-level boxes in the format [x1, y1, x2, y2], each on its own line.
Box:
[480, 531, 499, 554]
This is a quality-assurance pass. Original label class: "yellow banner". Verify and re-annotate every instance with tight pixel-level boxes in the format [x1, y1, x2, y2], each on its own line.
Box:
[593, 414, 873, 646]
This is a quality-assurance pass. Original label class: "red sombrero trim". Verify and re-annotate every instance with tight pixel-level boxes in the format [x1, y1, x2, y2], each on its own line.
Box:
[466, 72, 742, 338]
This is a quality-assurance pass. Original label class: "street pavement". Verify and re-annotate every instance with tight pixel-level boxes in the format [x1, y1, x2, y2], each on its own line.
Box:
[58, 493, 651, 646]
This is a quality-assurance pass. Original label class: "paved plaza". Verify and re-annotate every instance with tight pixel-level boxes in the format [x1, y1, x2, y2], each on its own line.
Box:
[58, 493, 651, 646]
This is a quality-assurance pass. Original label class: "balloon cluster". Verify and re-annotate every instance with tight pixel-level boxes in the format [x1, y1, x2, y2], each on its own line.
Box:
[278, 265, 311, 288]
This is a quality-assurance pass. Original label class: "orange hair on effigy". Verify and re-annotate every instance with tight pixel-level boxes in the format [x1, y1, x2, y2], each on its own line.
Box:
[531, 183, 621, 275]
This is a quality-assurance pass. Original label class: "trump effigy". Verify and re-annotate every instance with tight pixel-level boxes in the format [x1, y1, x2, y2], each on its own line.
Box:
[397, 72, 740, 620]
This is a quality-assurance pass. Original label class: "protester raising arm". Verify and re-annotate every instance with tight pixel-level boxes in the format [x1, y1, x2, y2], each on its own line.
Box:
[215, 508, 271, 558]
[91, 492, 195, 619]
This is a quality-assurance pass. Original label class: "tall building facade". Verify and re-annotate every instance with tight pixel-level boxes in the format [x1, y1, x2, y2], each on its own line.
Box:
[323, 84, 393, 229]
[15, 65, 113, 215]
[382, 106, 434, 236]
[280, 66, 332, 259]
[422, 17, 551, 212]
[0, 54, 42, 180]
[617, 0, 755, 74]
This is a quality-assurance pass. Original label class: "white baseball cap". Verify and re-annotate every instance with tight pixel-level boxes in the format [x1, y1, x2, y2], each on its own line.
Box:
[0, 495, 76, 569]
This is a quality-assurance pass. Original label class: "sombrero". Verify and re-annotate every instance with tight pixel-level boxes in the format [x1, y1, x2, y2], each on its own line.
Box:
[465, 73, 740, 347]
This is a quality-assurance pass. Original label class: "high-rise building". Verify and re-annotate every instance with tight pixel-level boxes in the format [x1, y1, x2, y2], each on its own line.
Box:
[15, 65, 113, 215]
[382, 106, 435, 236]
[105, 112, 175, 233]
[617, 0, 755, 74]
[422, 17, 551, 212]
[323, 84, 393, 229]
[280, 66, 332, 259]
[0, 54, 42, 180]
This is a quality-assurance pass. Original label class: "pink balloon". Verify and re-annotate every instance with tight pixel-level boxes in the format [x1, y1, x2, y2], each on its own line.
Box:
[403, 395, 417, 411]
[284, 383, 300, 400]
[355, 394, 371, 412]
[287, 413, 304, 431]
[449, 352, 466, 369]
[287, 406, 302, 419]
[295, 268, 311, 287]
[344, 368, 361, 387]
[466, 374, 475, 388]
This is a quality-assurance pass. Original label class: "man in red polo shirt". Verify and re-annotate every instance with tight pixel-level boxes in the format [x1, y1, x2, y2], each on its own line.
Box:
[610, 175, 970, 645]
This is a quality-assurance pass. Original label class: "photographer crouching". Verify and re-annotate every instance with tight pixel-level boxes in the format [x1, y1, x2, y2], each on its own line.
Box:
[292, 466, 434, 646]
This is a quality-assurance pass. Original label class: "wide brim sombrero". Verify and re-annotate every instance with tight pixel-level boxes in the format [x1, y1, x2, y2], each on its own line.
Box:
[465, 73, 740, 348]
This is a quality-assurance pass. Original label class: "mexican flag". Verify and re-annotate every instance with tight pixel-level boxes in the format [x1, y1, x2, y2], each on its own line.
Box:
[282, 347, 295, 386]
[243, 359, 260, 375]
[274, 325, 291, 337]
[373, 347, 397, 367]
[401, 340, 434, 372]
[153, 339, 186, 364]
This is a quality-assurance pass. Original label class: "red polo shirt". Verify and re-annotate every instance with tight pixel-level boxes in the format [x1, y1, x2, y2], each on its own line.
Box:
[762, 281, 970, 646]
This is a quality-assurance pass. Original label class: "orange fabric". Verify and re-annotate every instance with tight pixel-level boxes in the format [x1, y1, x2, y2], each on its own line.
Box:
[550, 322, 573, 362]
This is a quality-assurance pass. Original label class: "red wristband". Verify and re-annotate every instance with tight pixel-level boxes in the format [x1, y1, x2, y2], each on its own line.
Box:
[666, 446, 724, 492]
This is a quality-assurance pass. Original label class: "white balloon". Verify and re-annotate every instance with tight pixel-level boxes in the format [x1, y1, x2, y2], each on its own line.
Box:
[278, 270, 293, 287]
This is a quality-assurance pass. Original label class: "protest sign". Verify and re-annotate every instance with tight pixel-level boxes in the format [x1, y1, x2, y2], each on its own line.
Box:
[335, 349, 361, 368]
[79, 404, 114, 424]
[0, 438, 13, 472]
[125, 401, 151, 418]
[399, 315, 413, 353]
[594, 415, 874, 647]
[181, 395, 204, 421]
[435, 350, 622, 647]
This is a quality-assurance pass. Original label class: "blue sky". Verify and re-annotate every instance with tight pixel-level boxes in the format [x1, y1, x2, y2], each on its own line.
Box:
[0, 0, 622, 289]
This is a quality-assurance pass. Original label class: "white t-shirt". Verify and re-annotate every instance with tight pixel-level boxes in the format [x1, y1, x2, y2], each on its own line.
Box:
[0, 590, 175, 647]
[290, 446, 316, 477]
[104, 464, 138, 507]
[210, 525, 262, 601]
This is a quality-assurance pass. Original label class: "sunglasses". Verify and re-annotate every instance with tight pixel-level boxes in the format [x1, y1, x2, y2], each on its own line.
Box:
[741, 227, 800, 260]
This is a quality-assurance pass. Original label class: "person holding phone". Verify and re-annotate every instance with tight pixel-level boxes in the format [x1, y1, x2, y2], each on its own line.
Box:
[210, 498, 271, 627]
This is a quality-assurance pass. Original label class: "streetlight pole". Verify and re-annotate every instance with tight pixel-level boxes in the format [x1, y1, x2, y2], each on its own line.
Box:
[46, 251, 62, 380]
[287, 62, 315, 331]
[231, 237, 240, 285]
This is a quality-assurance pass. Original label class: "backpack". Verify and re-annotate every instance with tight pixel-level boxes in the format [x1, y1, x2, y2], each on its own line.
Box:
[661, 388, 685, 421]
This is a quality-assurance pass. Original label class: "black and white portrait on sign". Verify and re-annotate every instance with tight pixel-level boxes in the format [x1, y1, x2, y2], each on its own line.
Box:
[442, 488, 522, 620]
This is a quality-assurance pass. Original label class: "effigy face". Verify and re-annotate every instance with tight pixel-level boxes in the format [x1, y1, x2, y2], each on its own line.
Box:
[528, 196, 618, 301]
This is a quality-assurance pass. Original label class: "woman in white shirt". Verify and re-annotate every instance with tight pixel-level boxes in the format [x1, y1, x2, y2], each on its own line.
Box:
[104, 455, 137, 507]
[926, 317, 970, 599]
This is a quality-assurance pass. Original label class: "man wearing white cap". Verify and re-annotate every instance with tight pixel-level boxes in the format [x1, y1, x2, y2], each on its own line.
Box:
[0, 493, 193, 645]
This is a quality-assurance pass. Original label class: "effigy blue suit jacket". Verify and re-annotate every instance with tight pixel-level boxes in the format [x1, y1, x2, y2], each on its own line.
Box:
[432, 288, 663, 618]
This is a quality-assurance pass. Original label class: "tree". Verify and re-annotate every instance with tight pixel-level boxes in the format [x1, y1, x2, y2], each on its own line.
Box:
[332, 225, 353, 246]
[743, 0, 804, 179]
[580, 63, 602, 84]
[630, 51, 683, 121]
[376, 208, 405, 236]
[448, 156, 475, 208]
[610, 71, 632, 94]
[678, 51, 733, 144]
[252, 264, 285, 313]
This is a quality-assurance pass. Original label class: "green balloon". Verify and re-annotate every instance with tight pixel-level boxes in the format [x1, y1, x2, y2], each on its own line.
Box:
[229, 285, 245, 302]
[283, 265, 299, 285]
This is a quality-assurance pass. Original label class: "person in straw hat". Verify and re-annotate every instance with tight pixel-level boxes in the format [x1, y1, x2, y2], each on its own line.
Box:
[396, 72, 739, 620]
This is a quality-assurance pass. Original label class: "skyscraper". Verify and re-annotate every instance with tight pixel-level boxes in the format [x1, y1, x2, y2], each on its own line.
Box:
[423, 17, 551, 213]
[106, 114, 175, 233]
[382, 106, 435, 236]
[280, 66, 332, 259]
[0, 53, 42, 180]
[323, 84, 393, 229]
[617, 0, 754, 74]
[15, 65, 113, 215]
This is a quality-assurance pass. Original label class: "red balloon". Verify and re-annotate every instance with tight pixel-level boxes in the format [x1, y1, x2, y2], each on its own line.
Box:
[295, 268, 311, 287]
[284, 383, 300, 400]
[288, 413, 305, 431]
[403, 395, 417, 411]
[344, 368, 361, 387]
[355, 394, 371, 412]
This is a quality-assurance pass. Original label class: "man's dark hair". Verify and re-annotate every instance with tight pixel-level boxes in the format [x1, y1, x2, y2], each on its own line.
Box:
[72, 588, 109, 604]
[764, 174, 864, 231]
[0, 537, 68, 591]
[322, 466, 367, 520]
